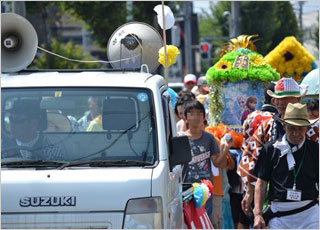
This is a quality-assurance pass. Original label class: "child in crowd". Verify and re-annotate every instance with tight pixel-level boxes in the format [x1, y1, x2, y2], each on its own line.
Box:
[181, 100, 234, 227]
[175, 91, 195, 133]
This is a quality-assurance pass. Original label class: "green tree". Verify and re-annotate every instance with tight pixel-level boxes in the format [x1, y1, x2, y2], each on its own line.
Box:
[26, 1, 60, 68]
[199, 1, 299, 62]
[241, 1, 299, 55]
[199, 2, 230, 64]
[30, 38, 99, 69]
[199, 2, 230, 39]
[58, 2, 127, 48]
[57, 2, 178, 48]
[24, 1, 181, 69]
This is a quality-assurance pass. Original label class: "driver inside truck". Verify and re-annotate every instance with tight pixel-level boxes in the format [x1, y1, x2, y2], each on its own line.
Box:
[2, 99, 66, 161]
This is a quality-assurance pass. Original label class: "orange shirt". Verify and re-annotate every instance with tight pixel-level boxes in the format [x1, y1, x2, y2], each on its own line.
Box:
[212, 169, 224, 196]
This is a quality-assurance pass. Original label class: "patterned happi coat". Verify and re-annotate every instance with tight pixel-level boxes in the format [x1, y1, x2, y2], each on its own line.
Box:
[237, 117, 319, 187]
[242, 110, 274, 148]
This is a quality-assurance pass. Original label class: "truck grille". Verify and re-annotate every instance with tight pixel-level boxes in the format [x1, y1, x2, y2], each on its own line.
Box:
[2, 212, 124, 229]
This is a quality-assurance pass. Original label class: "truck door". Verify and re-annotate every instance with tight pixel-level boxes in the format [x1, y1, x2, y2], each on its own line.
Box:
[161, 90, 184, 229]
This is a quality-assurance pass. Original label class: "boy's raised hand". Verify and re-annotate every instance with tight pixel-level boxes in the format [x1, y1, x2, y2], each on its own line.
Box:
[220, 133, 234, 152]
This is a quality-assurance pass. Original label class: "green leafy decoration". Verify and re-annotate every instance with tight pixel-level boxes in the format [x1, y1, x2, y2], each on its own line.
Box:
[206, 48, 280, 84]
[208, 80, 224, 126]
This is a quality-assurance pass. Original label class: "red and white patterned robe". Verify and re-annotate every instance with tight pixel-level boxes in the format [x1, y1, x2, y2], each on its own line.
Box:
[242, 110, 274, 148]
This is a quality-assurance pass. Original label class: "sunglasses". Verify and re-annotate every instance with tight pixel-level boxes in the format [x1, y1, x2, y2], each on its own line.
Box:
[9, 116, 29, 124]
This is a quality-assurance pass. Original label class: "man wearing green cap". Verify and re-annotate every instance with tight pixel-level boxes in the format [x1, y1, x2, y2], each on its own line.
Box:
[253, 103, 319, 229]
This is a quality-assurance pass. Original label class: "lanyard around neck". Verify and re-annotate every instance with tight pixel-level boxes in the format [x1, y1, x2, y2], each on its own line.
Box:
[290, 143, 306, 189]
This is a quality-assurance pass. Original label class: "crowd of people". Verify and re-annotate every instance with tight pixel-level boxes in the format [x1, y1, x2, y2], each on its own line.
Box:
[2, 70, 319, 229]
[172, 74, 319, 229]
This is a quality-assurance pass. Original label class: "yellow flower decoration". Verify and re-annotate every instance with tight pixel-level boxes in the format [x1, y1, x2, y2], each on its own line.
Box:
[250, 54, 266, 66]
[158, 45, 180, 67]
[264, 36, 315, 77]
[216, 60, 232, 70]
[220, 34, 259, 58]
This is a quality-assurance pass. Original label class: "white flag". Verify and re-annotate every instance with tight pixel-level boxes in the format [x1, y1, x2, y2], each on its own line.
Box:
[153, 5, 175, 30]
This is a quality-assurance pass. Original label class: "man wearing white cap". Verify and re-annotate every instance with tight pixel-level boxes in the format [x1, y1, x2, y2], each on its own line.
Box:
[237, 78, 319, 218]
[196, 76, 210, 105]
[183, 74, 197, 92]
[254, 103, 319, 229]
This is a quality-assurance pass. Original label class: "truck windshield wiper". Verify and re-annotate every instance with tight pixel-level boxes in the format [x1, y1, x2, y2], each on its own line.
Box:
[1, 160, 67, 168]
[58, 160, 153, 170]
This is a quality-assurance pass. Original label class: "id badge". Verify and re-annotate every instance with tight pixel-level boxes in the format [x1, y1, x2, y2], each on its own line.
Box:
[287, 189, 302, 201]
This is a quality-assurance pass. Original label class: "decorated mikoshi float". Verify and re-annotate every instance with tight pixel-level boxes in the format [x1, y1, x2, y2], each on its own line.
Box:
[264, 36, 317, 83]
[202, 35, 280, 149]
[205, 35, 280, 130]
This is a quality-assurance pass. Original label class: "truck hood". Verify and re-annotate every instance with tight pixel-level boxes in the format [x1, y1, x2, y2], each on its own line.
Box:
[1, 167, 152, 213]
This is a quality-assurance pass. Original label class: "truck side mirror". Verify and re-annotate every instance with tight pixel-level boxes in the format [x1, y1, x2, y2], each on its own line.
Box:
[169, 136, 191, 169]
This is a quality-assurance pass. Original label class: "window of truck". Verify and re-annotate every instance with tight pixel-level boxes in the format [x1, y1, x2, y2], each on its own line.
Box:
[1, 87, 157, 167]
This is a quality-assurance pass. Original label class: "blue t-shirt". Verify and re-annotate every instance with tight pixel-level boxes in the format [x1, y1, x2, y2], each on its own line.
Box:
[183, 131, 220, 183]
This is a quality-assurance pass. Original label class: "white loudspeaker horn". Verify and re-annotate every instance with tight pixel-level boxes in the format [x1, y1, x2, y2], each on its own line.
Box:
[107, 22, 163, 73]
[1, 13, 38, 73]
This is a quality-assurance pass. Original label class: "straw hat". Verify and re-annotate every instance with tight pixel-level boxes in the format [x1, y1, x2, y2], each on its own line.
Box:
[46, 112, 72, 132]
[276, 103, 318, 127]
[267, 78, 306, 98]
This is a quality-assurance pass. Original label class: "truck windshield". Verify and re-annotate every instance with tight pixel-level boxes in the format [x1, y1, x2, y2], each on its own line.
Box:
[1, 88, 156, 167]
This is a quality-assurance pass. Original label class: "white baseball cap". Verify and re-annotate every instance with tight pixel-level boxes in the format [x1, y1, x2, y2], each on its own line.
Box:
[184, 74, 197, 84]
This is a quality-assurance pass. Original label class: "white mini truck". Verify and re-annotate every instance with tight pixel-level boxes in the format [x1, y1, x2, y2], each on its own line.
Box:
[1, 13, 192, 229]
[1, 70, 191, 229]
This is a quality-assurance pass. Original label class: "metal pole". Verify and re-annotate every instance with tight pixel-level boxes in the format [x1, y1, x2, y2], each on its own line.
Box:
[82, 27, 88, 54]
[13, 1, 26, 17]
[161, 1, 168, 86]
[126, 1, 133, 21]
[228, 13, 232, 38]
[184, 2, 193, 74]
[231, 1, 241, 37]
[299, 1, 304, 44]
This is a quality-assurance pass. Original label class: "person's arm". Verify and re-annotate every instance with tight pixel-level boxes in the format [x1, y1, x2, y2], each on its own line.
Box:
[181, 119, 188, 132]
[241, 183, 254, 216]
[212, 136, 234, 168]
[211, 152, 226, 168]
[254, 179, 267, 229]
[242, 114, 251, 148]
[237, 118, 272, 184]
[226, 152, 235, 170]
[239, 122, 272, 216]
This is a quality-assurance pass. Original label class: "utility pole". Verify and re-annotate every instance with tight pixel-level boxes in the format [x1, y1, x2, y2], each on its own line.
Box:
[184, 1, 194, 74]
[126, 1, 133, 22]
[299, 1, 304, 44]
[231, 1, 241, 38]
[82, 27, 88, 54]
[13, 1, 26, 17]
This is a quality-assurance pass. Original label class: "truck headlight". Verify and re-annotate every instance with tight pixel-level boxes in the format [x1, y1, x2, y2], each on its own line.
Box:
[123, 197, 163, 229]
